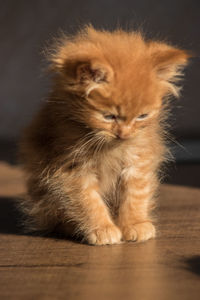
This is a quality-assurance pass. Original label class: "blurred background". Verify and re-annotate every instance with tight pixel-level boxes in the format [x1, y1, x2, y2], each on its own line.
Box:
[0, 0, 200, 187]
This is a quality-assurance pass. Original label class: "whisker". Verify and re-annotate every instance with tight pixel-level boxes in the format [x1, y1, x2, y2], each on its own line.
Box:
[95, 136, 106, 157]
[69, 131, 100, 165]
[165, 133, 187, 152]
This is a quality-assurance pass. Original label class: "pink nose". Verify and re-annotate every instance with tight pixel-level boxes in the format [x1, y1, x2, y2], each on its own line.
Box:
[116, 129, 130, 139]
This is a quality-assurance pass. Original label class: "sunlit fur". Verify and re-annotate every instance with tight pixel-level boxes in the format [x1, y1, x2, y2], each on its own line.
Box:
[19, 26, 190, 245]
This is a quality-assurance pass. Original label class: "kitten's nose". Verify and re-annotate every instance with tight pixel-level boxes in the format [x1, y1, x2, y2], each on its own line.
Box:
[116, 133, 130, 139]
[116, 128, 131, 139]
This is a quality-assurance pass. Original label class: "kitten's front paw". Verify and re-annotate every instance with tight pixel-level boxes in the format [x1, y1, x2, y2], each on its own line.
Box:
[121, 222, 156, 242]
[87, 224, 122, 245]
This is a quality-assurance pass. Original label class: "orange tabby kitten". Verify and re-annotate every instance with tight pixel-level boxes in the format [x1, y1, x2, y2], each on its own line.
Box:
[19, 26, 190, 245]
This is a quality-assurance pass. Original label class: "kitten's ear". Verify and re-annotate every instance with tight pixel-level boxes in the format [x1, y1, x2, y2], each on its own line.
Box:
[149, 42, 191, 97]
[74, 60, 113, 95]
[50, 48, 113, 95]
[75, 60, 113, 89]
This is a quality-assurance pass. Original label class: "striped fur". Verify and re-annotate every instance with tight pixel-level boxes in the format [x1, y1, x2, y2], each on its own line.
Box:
[19, 26, 190, 245]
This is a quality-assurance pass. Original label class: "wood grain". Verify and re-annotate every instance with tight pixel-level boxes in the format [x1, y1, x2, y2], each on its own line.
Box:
[0, 162, 200, 300]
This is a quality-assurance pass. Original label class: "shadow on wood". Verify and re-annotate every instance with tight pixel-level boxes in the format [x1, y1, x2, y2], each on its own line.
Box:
[0, 197, 22, 234]
[183, 256, 200, 277]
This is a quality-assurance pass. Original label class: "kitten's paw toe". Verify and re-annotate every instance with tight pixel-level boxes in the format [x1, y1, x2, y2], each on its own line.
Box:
[122, 222, 156, 242]
[87, 224, 122, 245]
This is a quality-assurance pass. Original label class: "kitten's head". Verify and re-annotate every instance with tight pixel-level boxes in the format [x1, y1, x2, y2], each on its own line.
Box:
[50, 26, 190, 141]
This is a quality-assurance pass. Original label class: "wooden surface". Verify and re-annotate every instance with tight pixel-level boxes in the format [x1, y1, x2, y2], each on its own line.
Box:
[0, 162, 200, 300]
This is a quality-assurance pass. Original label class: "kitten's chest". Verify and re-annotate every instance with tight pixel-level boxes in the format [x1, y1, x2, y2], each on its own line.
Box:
[98, 158, 120, 197]
[97, 146, 135, 198]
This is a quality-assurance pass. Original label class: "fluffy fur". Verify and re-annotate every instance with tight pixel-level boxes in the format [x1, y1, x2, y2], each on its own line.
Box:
[19, 26, 190, 245]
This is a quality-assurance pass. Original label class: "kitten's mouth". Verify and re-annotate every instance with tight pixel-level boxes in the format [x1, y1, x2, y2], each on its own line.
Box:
[95, 130, 132, 145]
[116, 134, 130, 140]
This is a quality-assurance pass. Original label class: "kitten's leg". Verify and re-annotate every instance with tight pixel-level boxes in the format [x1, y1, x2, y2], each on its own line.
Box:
[117, 165, 158, 242]
[63, 173, 122, 245]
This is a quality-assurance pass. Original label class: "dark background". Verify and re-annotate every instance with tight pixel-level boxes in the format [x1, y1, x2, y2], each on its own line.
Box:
[1, 0, 200, 187]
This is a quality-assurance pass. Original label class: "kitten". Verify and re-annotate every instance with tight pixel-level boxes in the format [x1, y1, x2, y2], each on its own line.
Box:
[19, 26, 190, 245]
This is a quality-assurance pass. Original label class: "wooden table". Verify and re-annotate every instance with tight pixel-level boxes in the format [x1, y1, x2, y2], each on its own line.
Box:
[0, 162, 200, 300]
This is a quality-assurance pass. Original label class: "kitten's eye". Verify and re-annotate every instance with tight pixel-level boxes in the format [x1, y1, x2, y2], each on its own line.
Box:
[104, 114, 117, 121]
[136, 113, 148, 120]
